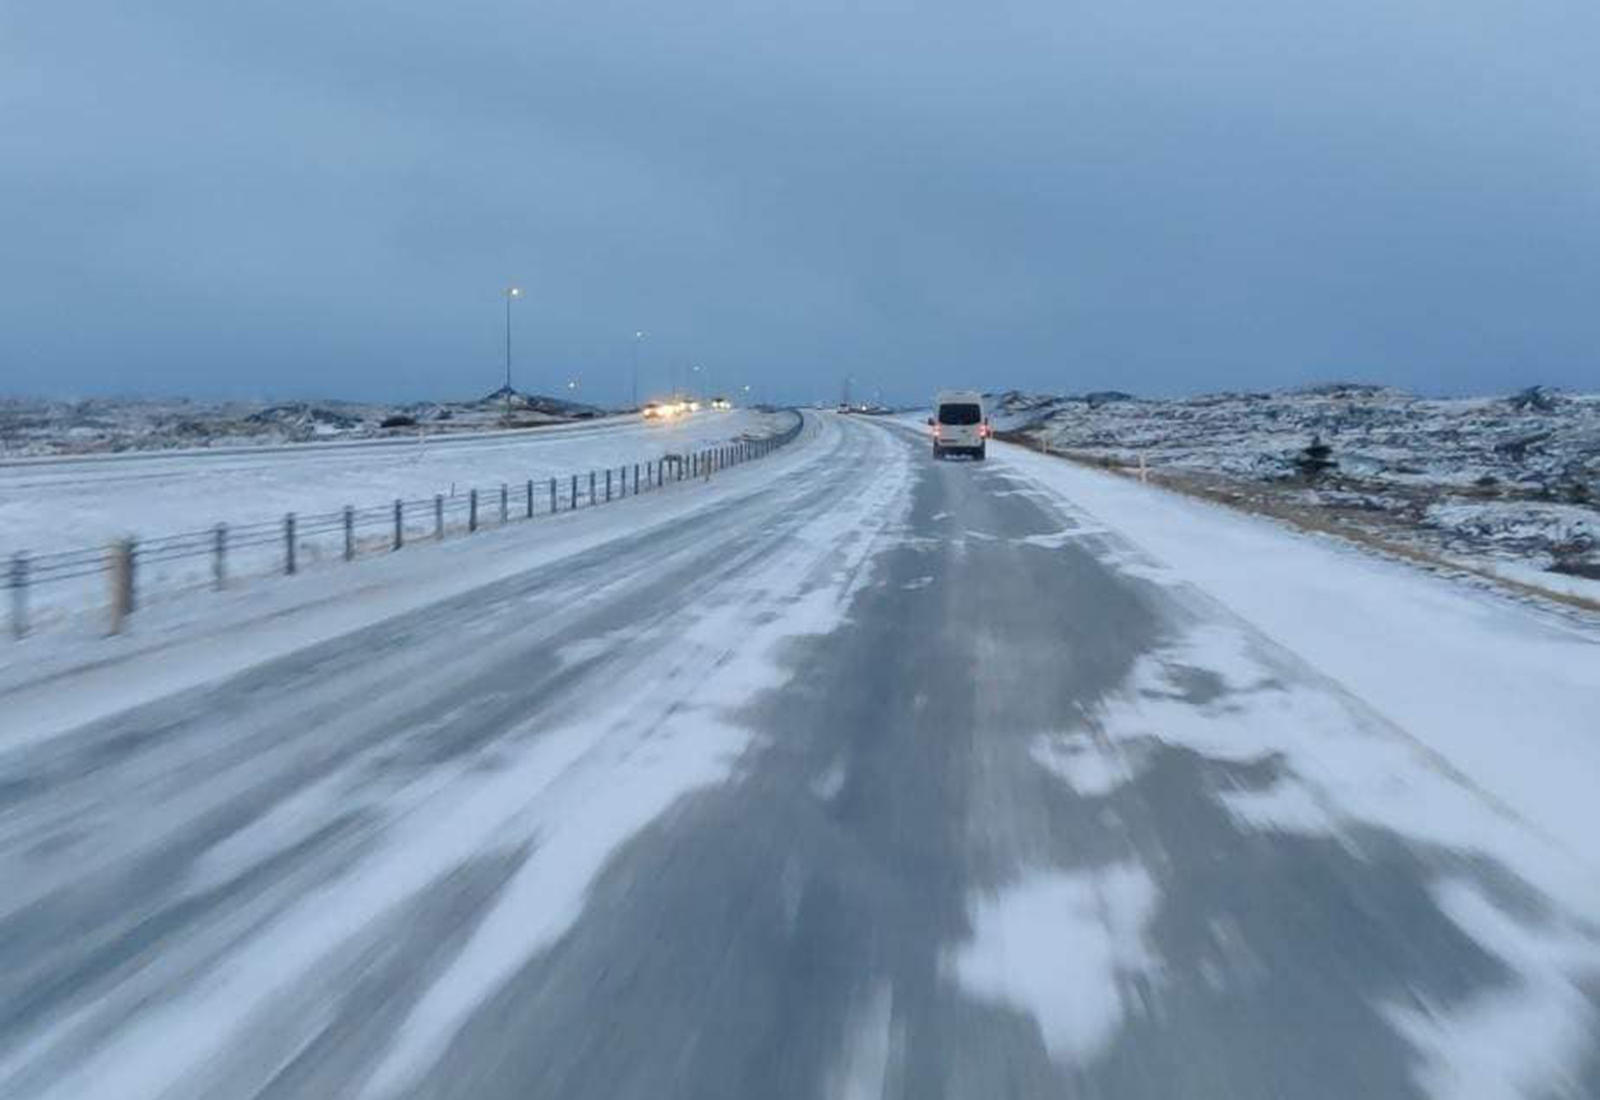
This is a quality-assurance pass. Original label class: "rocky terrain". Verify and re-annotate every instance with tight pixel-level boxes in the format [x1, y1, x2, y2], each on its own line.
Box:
[991, 383, 1600, 598]
[0, 388, 606, 457]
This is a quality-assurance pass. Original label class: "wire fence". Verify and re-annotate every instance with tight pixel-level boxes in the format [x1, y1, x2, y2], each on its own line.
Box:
[7, 414, 804, 639]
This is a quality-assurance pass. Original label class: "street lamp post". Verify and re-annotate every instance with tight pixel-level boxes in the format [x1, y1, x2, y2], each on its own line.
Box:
[632, 331, 644, 410]
[504, 286, 523, 418]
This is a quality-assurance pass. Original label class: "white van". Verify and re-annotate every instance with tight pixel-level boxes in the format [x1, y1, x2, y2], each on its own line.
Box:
[928, 391, 989, 460]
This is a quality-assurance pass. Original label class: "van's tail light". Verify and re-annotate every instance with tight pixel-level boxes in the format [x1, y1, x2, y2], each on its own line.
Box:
[980, 422, 991, 438]
[932, 423, 942, 439]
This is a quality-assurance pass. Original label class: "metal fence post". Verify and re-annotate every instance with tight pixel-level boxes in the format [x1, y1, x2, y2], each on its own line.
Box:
[435, 494, 444, 539]
[109, 538, 135, 634]
[550, 477, 557, 514]
[633, 463, 640, 495]
[343, 506, 354, 561]
[605, 469, 612, 502]
[9, 551, 27, 640]
[526, 479, 534, 518]
[469, 489, 479, 532]
[393, 499, 404, 550]
[213, 524, 227, 590]
[589, 470, 596, 505]
[570, 474, 578, 510]
[285, 515, 297, 575]
[500, 484, 509, 523]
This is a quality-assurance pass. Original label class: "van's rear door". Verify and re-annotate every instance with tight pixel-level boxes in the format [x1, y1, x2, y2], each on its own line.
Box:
[936, 402, 983, 447]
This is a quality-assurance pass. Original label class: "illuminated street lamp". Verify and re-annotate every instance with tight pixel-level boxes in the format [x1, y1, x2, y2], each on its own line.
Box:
[504, 287, 523, 391]
[632, 331, 645, 410]
[503, 286, 523, 419]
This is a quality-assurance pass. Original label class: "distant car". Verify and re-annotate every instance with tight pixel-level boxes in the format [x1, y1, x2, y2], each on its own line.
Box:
[711, 396, 731, 411]
[641, 402, 665, 419]
[929, 391, 988, 460]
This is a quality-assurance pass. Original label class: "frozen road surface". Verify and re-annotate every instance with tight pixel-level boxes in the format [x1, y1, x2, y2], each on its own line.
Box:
[2, 412, 1598, 1098]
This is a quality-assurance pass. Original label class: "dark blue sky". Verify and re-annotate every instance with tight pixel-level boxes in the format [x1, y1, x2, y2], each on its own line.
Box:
[3, 1, 1597, 404]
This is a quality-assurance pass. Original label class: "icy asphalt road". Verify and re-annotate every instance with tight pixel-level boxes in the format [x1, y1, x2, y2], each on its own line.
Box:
[2, 412, 1596, 1099]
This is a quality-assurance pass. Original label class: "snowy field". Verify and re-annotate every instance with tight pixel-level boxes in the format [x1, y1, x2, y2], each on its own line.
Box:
[989, 385, 1600, 605]
[0, 409, 790, 629]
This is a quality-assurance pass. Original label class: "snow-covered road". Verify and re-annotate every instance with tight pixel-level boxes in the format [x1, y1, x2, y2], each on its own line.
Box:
[2, 412, 1597, 1099]
[1, 408, 788, 627]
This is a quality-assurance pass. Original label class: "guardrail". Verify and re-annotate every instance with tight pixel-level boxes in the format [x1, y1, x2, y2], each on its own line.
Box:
[7, 412, 804, 639]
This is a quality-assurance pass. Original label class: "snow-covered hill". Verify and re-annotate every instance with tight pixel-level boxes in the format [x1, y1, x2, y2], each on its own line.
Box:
[0, 389, 608, 457]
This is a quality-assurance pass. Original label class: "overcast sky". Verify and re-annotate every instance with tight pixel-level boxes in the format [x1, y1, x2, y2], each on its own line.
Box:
[3, 1, 1597, 404]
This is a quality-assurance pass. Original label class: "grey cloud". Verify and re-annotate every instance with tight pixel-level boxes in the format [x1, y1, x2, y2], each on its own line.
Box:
[2, 0, 1596, 403]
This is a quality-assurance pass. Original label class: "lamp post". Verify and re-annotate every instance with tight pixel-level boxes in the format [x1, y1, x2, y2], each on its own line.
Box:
[632, 331, 644, 410]
[504, 286, 523, 418]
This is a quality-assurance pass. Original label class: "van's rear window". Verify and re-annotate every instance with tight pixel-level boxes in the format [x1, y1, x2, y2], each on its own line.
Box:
[938, 404, 981, 425]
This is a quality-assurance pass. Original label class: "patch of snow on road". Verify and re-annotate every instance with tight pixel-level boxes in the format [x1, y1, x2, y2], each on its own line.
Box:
[812, 757, 848, 802]
[1387, 880, 1600, 1100]
[554, 630, 628, 667]
[825, 983, 897, 1100]
[1217, 780, 1340, 835]
[361, 711, 753, 1099]
[1029, 734, 1136, 797]
[947, 863, 1160, 1063]
[183, 772, 356, 896]
[1088, 617, 1600, 934]
[1016, 526, 1107, 549]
